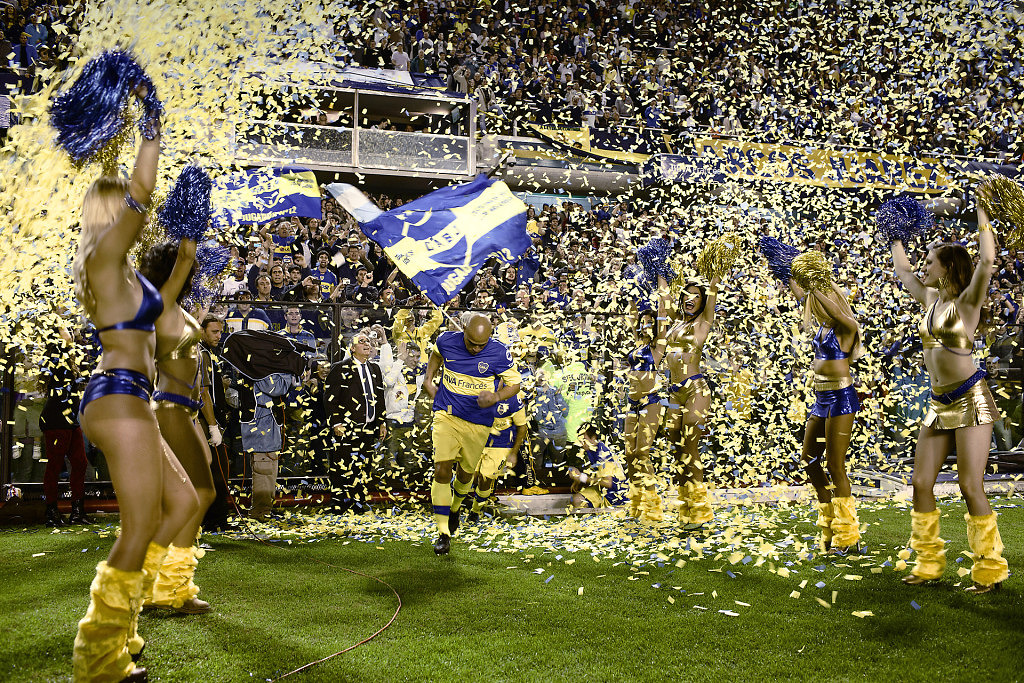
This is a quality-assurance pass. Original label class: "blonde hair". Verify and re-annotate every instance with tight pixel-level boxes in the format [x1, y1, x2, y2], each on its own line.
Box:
[803, 283, 865, 360]
[73, 176, 129, 311]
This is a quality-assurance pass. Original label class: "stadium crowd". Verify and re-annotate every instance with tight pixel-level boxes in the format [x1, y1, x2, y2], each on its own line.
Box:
[3, 0, 1022, 517]
[3, 1, 1023, 159]
[11, 189, 1023, 516]
[337, 0, 1024, 158]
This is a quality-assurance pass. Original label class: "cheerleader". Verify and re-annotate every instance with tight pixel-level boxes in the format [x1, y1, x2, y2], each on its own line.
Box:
[136, 239, 216, 628]
[623, 274, 668, 521]
[760, 237, 863, 553]
[71, 93, 199, 681]
[890, 184, 1008, 593]
[792, 275, 864, 554]
[663, 278, 718, 530]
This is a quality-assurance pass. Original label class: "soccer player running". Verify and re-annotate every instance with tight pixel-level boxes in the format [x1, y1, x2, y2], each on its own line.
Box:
[424, 314, 521, 555]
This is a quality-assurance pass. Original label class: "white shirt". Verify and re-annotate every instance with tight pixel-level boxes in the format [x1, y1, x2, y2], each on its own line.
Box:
[352, 357, 378, 424]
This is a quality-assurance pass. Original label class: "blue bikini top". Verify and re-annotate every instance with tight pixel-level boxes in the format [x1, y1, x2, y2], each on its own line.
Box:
[627, 345, 657, 371]
[96, 271, 164, 334]
[812, 325, 850, 360]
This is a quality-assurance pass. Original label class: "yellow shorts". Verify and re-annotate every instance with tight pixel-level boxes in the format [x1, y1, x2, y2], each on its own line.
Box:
[432, 411, 492, 472]
[478, 446, 512, 480]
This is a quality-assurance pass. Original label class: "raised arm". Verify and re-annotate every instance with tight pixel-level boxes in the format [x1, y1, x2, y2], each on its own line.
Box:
[158, 239, 197, 303]
[809, 287, 857, 336]
[651, 274, 669, 364]
[890, 240, 929, 305]
[958, 186, 998, 313]
[91, 113, 161, 265]
[788, 277, 806, 303]
[700, 276, 721, 326]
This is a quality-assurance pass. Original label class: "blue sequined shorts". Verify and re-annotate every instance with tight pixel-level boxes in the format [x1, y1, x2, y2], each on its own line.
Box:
[80, 369, 154, 416]
[809, 375, 859, 418]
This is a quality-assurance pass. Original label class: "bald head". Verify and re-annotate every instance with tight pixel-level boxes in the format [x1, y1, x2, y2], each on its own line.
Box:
[463, 314, 492, 355]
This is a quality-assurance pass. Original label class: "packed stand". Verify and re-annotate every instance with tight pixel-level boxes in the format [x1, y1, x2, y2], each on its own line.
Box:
[338, 0, 1023, 158]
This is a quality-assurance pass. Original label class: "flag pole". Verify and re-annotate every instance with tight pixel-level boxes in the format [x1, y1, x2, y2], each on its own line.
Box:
[486, 151, 514, 179]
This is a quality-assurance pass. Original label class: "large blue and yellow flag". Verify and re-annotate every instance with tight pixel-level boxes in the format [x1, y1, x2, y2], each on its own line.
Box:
[329, 175, 531, 305]
[210, 166, 322, 228]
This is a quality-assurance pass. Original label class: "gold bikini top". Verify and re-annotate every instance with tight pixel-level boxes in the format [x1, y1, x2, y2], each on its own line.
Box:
[919, 300, 973, 352]
[156, 310, 202, 363]
[666, 319, 700, 356]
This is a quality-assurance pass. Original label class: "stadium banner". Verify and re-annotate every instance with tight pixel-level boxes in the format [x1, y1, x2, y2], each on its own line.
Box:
[350, 175, 531, 305]
[529, 124, 656, 163]
[651, 140, 952, 193]
[210, 166, 322, 228]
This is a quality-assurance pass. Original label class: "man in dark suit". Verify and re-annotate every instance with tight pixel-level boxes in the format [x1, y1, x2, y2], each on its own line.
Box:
[197, 315, 233, 531]
[324, 331, 387, 513]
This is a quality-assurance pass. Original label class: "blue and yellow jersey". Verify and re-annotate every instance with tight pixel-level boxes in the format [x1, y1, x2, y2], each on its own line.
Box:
[486, 393, 528, 449]
[433, 331, 520, 426]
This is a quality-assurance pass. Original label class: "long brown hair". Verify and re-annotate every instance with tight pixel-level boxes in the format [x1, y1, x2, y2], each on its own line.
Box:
[930, 242, 973, 296]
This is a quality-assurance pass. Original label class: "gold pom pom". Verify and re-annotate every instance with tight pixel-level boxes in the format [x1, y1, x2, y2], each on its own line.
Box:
[791, 251, 833, 292]
[696, 233, 741, 282]
[978, 177, 1024, 249]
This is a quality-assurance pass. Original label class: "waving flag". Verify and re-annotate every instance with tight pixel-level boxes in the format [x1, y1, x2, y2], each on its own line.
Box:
[328, 175, 531, 305]
[210, 166, 322, 228]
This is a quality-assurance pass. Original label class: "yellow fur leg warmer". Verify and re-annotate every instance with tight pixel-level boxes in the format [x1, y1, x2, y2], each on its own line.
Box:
[627, 484, 643, 518]
[639, 489, 664, 523]
[816, 502, 835, 551]
[830, 496, 861, 548]
[683, 481, 713, 525]
[965, 512, 1009, 587]
[908, 509, 945, 580]
[127, 542, 168, 656]
[72, 561, 142, 683]
[147, 544, 200, 609]
[676, 488, 692, 525]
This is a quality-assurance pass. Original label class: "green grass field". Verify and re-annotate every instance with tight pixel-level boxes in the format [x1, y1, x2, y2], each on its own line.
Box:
[2, 496, 1022, 682]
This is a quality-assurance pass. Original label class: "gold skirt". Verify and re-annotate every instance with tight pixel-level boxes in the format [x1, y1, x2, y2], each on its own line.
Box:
[813, 374, 853, 392]
[922, 377, 998, 430]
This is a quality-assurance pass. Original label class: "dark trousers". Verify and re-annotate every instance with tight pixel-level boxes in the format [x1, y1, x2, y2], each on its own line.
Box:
[43, 427, 87, 502]
[203, 442, 232, 529]
[328, 424, 378, 513]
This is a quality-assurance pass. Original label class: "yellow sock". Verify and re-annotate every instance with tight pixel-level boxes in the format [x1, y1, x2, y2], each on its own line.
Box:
[451, 478, 473, 516]
[431, 480, 453, 537]
[472, 486, 493, 513]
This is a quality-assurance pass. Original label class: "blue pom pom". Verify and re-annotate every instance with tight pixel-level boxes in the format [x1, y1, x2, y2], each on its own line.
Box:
[758, 235, 799, 283]
[158, 165, 212, 241]
[875, 195, 933, 246]
[636, 237, 676, 284]
[195, 241, 230, 281]
[185, 241, 231, 308]
[50, 50, 162, 164]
